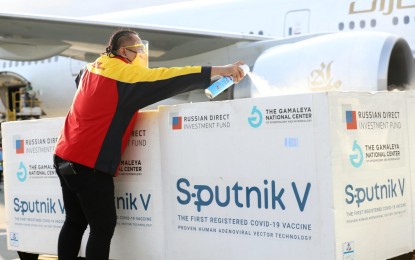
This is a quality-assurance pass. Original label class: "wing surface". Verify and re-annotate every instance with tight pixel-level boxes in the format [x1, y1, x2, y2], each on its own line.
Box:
[0, 12, 273, 61]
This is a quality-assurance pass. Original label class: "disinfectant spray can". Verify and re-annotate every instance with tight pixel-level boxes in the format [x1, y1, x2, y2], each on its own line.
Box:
[205, 64, 250, 99]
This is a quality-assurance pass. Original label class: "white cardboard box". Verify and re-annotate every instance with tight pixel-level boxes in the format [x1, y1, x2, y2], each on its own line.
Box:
[158, 92, 412, 260]
[2, 111, 165, 259]
[2, 92, 413, 259]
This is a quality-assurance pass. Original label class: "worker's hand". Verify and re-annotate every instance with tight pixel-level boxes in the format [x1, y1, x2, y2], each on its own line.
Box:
[211, 61, 246, 83]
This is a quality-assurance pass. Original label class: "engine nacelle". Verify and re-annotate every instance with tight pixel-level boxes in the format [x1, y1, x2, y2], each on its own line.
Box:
[234, 32, 415, 98]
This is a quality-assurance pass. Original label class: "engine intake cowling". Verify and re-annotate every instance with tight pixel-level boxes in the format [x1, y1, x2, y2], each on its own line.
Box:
[234, 32, 415, 98]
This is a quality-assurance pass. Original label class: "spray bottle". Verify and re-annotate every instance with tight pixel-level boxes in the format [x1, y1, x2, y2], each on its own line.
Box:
[205, 64, 250, 99]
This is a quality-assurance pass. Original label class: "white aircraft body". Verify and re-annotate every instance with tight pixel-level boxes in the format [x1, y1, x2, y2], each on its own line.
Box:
[0, 0, 414, 119]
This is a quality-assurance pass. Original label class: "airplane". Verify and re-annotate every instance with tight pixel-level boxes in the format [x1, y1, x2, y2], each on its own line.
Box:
[0, 0, 414, 121]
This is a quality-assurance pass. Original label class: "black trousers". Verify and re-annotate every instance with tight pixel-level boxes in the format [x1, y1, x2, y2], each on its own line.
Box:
[54, 155, 117, 260]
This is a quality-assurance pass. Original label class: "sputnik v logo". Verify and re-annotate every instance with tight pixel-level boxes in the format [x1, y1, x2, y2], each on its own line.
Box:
[248, 106, 263, 128]
[17, 162, 28, 182]
[349, 140, 363, 168]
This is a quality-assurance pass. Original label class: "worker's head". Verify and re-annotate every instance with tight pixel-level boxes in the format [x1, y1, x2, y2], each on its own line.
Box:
[106, 29, 148, 67]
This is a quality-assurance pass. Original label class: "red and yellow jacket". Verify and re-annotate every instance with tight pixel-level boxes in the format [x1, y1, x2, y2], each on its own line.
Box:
[54, 54, 211, 176]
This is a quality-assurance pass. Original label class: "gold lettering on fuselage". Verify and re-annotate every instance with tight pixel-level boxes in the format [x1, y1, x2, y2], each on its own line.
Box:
[349, 0, 415, 15]
[308, 61, 342, 91]
[397, 0, 415, 9]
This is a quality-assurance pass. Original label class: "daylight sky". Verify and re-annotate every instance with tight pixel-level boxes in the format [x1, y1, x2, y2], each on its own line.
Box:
[0, 0, 195, 17]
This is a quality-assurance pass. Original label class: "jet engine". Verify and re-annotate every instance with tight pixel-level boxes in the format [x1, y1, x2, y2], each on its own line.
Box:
[234, 32, 415, 98]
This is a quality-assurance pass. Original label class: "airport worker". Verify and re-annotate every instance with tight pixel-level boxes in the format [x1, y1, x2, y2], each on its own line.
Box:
[53, 29, 246, 260]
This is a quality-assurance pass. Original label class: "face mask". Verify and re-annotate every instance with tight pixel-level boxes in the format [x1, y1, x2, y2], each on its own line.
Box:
[124, 42, 149, 68]
[131, 52, 148, 68]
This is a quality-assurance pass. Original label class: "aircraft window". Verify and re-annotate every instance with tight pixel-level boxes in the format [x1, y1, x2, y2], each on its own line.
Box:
[370, 19, 377, 27]
[15, 61, 19, 67]
[35, 61, 38, 65]
[360, 20, 365, 28]
[9, 61, 12, 67]
[22, 61, 25, 66]
[54, 56, 59, 62]
[258, 30, 264, 35]
[2, 62, 5, 69]
[338, 22, 345, 30]
[404, 16, 410, 24]
[393, 17, 398, 25]
[349, 21, 355, 29]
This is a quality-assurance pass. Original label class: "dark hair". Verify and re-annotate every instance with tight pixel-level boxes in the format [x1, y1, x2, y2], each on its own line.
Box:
[105, 29, 138, 56]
